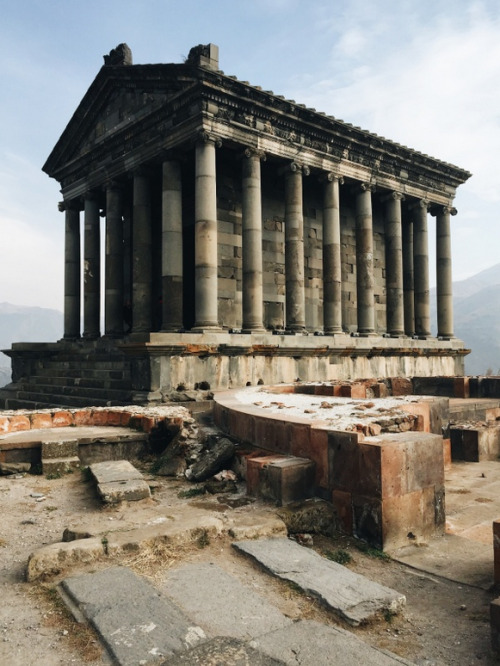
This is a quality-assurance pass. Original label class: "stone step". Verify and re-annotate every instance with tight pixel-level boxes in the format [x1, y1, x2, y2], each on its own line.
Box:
[246, 454, 316, 506]
[89, 460, 151, 503]
[42, 456, 81, 476]
[18, 381, 133, 401]
[233, 537, 406, 626]
[12, 390, 126, 408]
[59, 567, 207, 665]
[41, 438, 79, 459]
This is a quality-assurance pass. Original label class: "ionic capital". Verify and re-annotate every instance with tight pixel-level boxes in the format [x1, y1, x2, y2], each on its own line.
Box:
[60, 199, 81, 212]
[321, 172, 344, 185]
[243, 147, 266, 161]
[381, 190, 405, 203]
[429, 204, 458, 217]
[409, 198, 429, 211]
[351, 181, 375, 195]
[197, 130, 222, 148]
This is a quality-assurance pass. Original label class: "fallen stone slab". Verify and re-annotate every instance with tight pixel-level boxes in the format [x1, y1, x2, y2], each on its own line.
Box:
[59, 566, 206, 665]
[27, 538, 105, 581]
[233, 538, 405, 626]
[163, 562, 291, 639]
[254, 619, 413, 666]
[89, 460, 151, 503]
[161, 636, 285, 665]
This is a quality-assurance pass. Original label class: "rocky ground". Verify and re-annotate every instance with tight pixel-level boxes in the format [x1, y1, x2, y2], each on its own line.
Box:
[0, 466, 498, 665]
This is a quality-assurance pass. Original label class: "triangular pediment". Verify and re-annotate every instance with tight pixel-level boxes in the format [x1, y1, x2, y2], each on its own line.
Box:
[43, 64, 197, 177]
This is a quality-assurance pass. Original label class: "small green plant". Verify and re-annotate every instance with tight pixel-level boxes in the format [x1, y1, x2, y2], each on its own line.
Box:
[178, 487, 206, 499]
[45, 471, 63, 480]
[193, 528, 210, 549]
[45, 505, 58, 512]
[355, 542, 391, 561]
[101, 536, 109, 555]
[384, 609, 397, 623]
[325, 549, 353, 565]
[81, 466, 92, 482]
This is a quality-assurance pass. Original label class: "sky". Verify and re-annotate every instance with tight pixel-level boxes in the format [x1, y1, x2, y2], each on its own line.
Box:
[1, 0, 499, 311]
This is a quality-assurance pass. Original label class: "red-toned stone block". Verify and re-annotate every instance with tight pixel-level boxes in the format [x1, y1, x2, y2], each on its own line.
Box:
[332, 489, 353, 535]
[493, 520, 500, 585]
[140, 416, 156, 433]
[443, 438, 452, 470]
[246, 455, 287, 496]
[52, 411, 74, 427]
[254, 416, 289, 455]
[309, 426, 329, 489]
[314, 384, 334, 396]
[358, 441, 383, 497]
[73, 410, 93, 426]
[339, 384, 352, 397]
[391, 377, 413, 396]
[89, 410, 108, 427]
[30, 412, 53, 429]
[371, 382, 388, 398]
[490, 597, 500, 652]
[129, 415, 144, 431]
[350, 383, 367, 399]
[454, 376, 470, 399]
[400, 401, 430, 432]
[8, 415, 31, 432]
[229, 409, 254, 445]
[104, 411, 124, 427]
[329, 431, 360, 492]
[120, 411, 132, 427]
[0, 415, 11, 433]
[289, 423, 311, 459]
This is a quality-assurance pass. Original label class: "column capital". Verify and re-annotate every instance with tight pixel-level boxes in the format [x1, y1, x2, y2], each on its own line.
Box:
[103, 179, 125, 193]
[243, 147, 266, 161]
[351, 181, 375, 195]
[59, 199, 82, 212]
[381, 190, 405, 203]
[197, 130, 222, 148]
[279, 161, 309, 176]
[409, 198, 429, 211]
[321, 172, 344, 185]
[429, 204, 458, 217]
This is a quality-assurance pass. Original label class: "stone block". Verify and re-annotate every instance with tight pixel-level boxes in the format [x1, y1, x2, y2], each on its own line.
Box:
[494, 520, 500, 585]
[443, 437, 452, 470]
[263, 457, 316, 505]
[390, 377, 413, 396]
[328, 431, 360, 492]
[52, 411, 74, 427]
[42, 456, 81, 476]
[30, 412, 53, 429]
[314, 384, 335, 396]
[97, 479, 151, 503]
[454, 376, 470, 398]
[332, 489, 353, 534]
[400, 400, 430, 432]
[289, 423, 312, 458]
[491, 597, 500, 652]
[309, 426, 329, 489]
[246, 455, 288, 496]
[450, 426, 500, 461]
[254, 416, 289, 454]
[73, 410, 93, 426]
[7, 415, 30, 432]
[41, 439, 78, 459]
[0, 416, 10, 433]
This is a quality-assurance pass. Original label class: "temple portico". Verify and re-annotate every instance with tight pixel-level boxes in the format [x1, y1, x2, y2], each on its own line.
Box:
[1, 43, 472, 406]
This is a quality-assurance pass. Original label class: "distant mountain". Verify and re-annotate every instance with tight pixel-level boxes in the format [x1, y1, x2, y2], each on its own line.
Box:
[431, 264, 500, 375]
[0, 303, 63, 386]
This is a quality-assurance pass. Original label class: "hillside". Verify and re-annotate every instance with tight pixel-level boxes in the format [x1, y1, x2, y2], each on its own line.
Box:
[0, 302, 63, 387]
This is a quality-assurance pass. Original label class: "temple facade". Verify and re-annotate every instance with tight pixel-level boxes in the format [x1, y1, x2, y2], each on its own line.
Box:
[1, 43, 472, 407]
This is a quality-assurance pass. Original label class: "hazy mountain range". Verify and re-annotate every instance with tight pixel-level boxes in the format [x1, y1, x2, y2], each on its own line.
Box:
[0, 263, 499, 387]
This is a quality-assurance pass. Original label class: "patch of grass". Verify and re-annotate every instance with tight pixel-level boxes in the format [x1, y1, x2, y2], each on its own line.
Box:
[80, 466, 92, 482]
[178, 486, 206, 499]
[355, 542, 391, 561]
[325, 549, 353, 565]
[45, 506, 58, 512]
[193, 528, 210, 549]
[45, 472, 63, 480]
[384, 609, 397, 623]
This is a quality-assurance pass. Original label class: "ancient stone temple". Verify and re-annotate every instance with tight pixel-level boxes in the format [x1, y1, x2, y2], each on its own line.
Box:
[1, 43, 471, 407]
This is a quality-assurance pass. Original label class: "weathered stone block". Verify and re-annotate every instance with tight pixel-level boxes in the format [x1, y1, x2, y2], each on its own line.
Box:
[450, 425, 500, 462]
[41, 439, 78, 459]
[97, 479, 151, 503]
[30, 413, 53, 429]
[491, 598, 500, 652]
[493, 520, 500, 585]
[259, 457, 316, 506]
[390, 377, 413, 396]
[52, 411, 74, 427]
[42, 456, 81, 476]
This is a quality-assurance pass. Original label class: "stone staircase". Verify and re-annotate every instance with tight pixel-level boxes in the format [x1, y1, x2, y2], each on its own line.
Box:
[0, 340, 134, 409]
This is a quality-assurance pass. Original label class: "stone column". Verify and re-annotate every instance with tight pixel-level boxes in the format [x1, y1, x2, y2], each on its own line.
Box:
[384, 192, 405, 336]
[132, 170, 152, 333]
[355, 183, 375, 335]
[413, 200, 431, 338]
[242, 149, 265, 332]
[435, 205, 456, 339]
[402, 216, 415, 336]
[323, 174, 343, 334]
[285, 162, 308, 331]
[62, 200, 81, 339]
[162, 159, 183, 331]
[194, 135, 219, 329]
[83, 193, 100, 339]
[104, 182, 124, 336]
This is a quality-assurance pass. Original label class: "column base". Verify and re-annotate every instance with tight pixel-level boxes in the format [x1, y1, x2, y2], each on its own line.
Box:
[241, 327, 267, 334]
[191, 325, 223, 333]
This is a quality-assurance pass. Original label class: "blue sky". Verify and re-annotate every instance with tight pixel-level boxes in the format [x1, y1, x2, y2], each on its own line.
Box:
[1, 0, 499, 309]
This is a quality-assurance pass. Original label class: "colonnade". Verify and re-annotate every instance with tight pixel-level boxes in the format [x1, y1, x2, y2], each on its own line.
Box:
[62, 138, 456, 341]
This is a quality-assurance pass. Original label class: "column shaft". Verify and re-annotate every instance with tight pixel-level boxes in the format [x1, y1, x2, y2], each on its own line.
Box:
[105, 184, 124, 336]
[83, 195, 100, 338]
[63, 203, 81, 339]
[323, 175, 342, 333]
[285, 165, 306, 330]
[385, 193, 405, 336]
[162, 160, 183, 331]
[436, 206, 454, 338]
[194, 139, 219, 329]
[413, 201, 431, 337]
[132, 172, 152, 333]
[242, 150, 264, 331]
[355, 185, 375, 334]
[402, 219, 415, 336]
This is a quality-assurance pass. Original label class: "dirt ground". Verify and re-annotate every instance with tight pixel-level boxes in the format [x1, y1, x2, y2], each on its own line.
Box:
[0, 466, 498, 666]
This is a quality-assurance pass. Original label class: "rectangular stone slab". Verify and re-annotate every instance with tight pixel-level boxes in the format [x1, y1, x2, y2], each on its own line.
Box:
[59, 566, 206, 665]
[89, 459, 143, 484]
[97, 478, 151, 503]
[163, 562, 291, 639]
[233, 537, 405, 626]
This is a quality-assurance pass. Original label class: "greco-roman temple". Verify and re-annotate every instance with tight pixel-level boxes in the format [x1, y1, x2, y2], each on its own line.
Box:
[1, 43, 472, 408]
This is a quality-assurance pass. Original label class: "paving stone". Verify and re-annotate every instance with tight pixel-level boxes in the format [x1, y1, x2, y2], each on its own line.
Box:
[233, 537, 405, 626]
[89, 459, 143, 484]
[97, 478, 151, 503]
[160, 636, 285, 665]
[42, 456, 80, 475]
[254, 619, 413, 666]
[163, 563, 291, 639]
[59, 566, 206, 665]
[41, 438, 79, 459]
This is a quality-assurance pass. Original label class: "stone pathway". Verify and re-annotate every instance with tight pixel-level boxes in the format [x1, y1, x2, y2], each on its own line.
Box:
[59, 562, 412, 666]
[233, 537, 406, 626]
